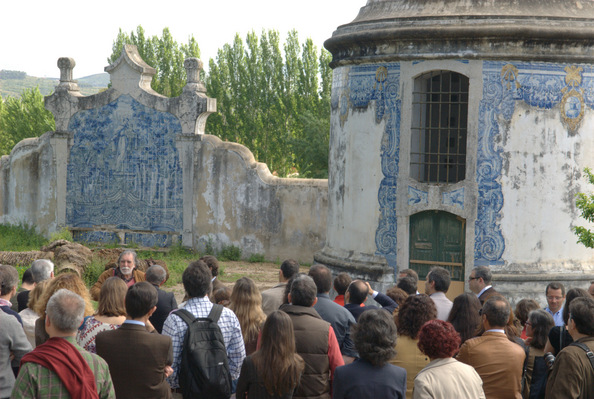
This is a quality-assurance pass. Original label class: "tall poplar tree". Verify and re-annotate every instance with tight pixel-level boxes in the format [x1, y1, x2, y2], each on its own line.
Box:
[206, 30, 331, 177]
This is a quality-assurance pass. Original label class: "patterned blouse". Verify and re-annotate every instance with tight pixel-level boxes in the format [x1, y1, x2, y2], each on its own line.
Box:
[76, 316, 121, 354]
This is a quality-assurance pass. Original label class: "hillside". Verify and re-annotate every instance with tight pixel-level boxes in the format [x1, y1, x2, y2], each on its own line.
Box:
[0, 70, 109, 98]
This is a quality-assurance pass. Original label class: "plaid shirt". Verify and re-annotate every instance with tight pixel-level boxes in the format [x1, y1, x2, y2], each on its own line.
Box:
[162, 296, 245, 388]
[10, 336, 115, 399]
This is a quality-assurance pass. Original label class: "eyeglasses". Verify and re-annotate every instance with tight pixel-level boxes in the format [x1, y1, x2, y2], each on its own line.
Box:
[547, 296, 563, 301]
[525, 321, 532, 326]
[468, 276, 478, 281]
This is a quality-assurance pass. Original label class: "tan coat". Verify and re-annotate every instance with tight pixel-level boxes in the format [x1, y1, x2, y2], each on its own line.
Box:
[456, 331, 525, 399]
[390, 335, 430, 399]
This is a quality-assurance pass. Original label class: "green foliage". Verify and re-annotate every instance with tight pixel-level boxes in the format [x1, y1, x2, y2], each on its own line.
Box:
[218, 245, 242, 261]
[574, 167, 594, 248]
[0, 223, 48, 251]
[49, 228, 73, 242]
[206, 30, 331, 177]
[0, 88, 56, 156]
[248, 253, 266, 263]
[83, 258, 109, 289]
[109, 26, 201, 97]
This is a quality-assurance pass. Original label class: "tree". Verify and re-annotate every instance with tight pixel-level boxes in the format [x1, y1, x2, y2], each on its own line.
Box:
[0, 88, 55, 156]
[108, 26, 200, 97]
[574, 167, 594, 248]
[206, 30, 331, 177]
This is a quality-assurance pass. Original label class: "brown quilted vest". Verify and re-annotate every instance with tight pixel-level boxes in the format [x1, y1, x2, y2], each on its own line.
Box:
[280, 304, 330, 399]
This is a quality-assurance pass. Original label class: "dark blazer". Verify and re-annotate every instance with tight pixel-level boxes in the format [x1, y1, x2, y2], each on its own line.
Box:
[17, 290, 30, 312]
[96, 322, 173, 399]
[478, 287, 499, 305]
[332, 358, 407, 399]
[344, 292, 397, 322]
[149, 284, 178, 334]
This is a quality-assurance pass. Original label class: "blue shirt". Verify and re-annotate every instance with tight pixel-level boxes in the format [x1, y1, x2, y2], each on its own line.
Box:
[545, 305, 564, 327]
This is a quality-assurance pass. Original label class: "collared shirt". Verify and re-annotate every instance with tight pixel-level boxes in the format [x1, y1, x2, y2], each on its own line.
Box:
[162, 296, 245, 388]
[11, 336, 115, 399]
[476, 285, 493, 298]
[123, 320, 145, 326]
[0, 298, 12, 307]
[545, 306, 564, 327]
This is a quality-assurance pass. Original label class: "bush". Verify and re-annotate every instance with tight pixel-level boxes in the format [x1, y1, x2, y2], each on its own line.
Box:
[50, 228, 73, 242]
[218, 245, 242, 261]
[83, 258, 108, 289]
[248, 253, 266, 263]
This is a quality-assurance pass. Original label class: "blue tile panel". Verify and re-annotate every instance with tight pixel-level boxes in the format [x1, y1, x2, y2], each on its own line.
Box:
[66, 95, 183, 247]
[442, 188, 464, 210]
[476, 61, 591, 264]
[339, 64, 402, 257]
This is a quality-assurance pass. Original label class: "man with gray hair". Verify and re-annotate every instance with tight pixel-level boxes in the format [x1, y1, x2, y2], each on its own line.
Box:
[12, 289, 115, 398]
[17, 259, 54, 312]
[280, 274, 344, 399]
[91, 249, 146, 301]
[0, 264, 23, 324]
[146, 264, 178, 334]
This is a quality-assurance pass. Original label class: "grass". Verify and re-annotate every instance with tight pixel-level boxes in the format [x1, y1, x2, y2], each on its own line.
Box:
[0, 223, 48, 251]
[0, 223, 281, 290]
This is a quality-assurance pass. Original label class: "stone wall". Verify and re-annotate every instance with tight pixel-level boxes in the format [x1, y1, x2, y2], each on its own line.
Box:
[0, 46, 327, 263]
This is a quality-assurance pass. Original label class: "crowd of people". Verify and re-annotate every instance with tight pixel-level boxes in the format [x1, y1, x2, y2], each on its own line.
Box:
[1, 252, 594, 399]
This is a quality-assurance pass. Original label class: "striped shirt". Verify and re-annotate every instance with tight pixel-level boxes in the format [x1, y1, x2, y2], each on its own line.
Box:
[162, 296, 245, 388]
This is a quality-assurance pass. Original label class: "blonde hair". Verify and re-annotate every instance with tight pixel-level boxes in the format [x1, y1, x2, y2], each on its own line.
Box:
[229, 277, 266, 342]
[34, 273, 94, 318]
[27, 279, 49, 316]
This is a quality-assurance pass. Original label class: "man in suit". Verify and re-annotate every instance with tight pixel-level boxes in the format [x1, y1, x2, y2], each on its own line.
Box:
[261, 259, 300, 315]
[344, 280, 397, 321]
[309, 265, 358, 363]
[96, 282, 173, 399]
[146, 265, 178, 333]
[457, 296, 525, 399]
[425, 266, 453, 320]
[468, 266, 499, 305]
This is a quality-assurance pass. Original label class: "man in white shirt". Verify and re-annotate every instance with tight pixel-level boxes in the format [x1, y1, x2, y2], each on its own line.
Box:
[425, 266, 453, 321]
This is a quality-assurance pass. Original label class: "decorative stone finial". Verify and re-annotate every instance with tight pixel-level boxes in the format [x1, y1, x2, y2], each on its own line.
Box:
[56, 57, 79, 92]
[183, 58, 206, 93]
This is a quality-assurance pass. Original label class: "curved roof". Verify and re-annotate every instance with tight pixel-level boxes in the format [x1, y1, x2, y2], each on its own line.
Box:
[325, 0, 594, 67]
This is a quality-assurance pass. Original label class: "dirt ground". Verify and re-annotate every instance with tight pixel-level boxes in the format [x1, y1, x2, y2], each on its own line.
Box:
[167, 261, 310, 304]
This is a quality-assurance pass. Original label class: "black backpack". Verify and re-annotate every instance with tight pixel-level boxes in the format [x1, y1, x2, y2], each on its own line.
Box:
[175, 305, 232, 399]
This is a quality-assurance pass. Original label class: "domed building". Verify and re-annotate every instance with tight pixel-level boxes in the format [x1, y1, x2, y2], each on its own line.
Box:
[316, 0, 594, 301]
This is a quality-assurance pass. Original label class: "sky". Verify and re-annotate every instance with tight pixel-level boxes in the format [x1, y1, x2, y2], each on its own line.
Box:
[2, 0, 366, 79]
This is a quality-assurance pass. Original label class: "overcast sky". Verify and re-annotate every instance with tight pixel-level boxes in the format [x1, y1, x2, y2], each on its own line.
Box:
[2, 0, 365, 79]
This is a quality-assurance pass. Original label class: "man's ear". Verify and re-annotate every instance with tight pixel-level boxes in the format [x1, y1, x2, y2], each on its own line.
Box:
[288, 293, 292, 304]
[147, 306, 157, 317]
[312, 297, 318, 307]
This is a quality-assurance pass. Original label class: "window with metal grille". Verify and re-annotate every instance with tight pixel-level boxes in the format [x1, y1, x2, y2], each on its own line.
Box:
[410, 71, 469, 183]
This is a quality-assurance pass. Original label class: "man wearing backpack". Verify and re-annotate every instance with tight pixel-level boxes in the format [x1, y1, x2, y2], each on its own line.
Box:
[163, 260, 245, 399]
[545, 296, 594, 399]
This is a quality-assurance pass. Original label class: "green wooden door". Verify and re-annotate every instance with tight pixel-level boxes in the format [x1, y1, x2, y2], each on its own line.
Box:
[409, 210, 465, 281]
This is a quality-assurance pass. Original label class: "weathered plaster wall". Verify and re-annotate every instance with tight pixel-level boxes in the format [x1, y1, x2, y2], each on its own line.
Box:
[0, 134, 58, 234]
[193, 135, 327, 262]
